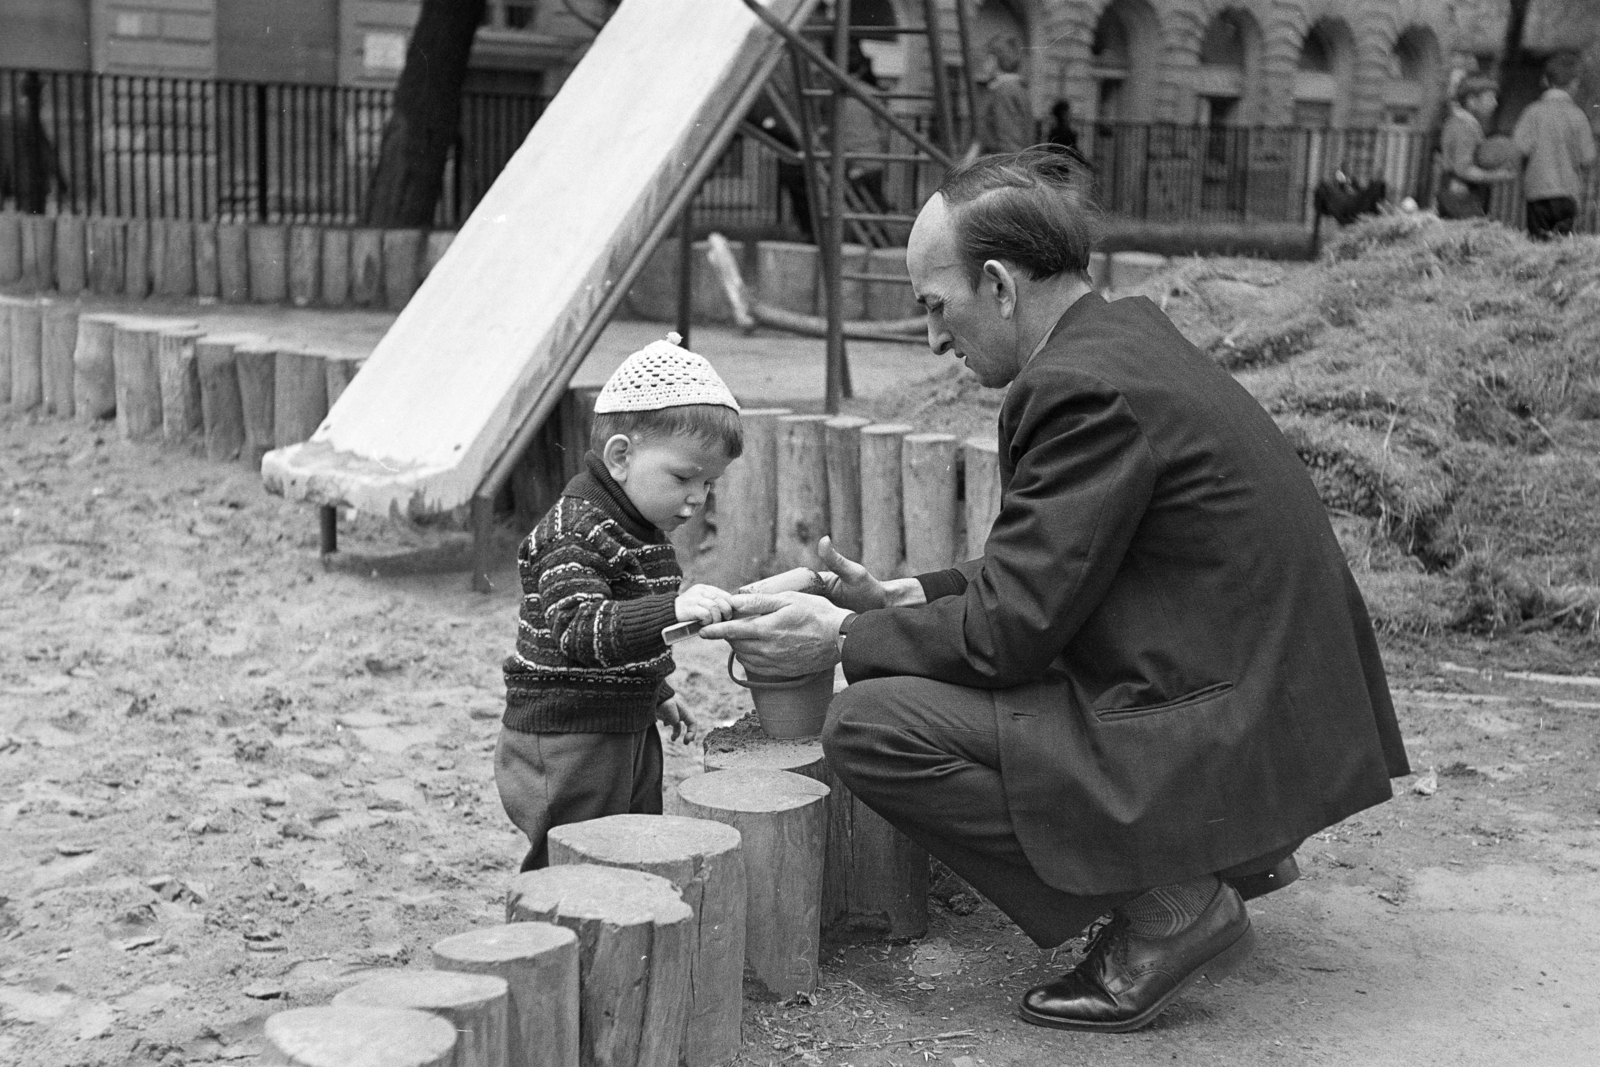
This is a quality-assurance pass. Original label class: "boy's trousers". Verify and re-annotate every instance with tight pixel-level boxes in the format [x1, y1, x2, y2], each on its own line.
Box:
[495, 724, 663, 871]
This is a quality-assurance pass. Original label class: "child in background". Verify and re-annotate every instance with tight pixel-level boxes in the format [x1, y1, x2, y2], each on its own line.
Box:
[496, 336, 742, 870]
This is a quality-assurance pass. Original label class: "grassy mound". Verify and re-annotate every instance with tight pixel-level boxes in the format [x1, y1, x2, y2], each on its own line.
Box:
[848, 215, 1600, 639]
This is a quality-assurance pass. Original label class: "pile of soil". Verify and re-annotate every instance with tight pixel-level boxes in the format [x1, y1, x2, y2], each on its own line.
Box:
[847, 216, 1600, 651]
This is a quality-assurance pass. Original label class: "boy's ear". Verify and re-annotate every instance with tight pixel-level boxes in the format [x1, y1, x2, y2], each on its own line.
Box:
[601, 433, 633, 481]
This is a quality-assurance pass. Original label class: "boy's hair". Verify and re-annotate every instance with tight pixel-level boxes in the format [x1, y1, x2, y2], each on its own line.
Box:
[1543, 51, 1582, 90]
[590, 404, 744, 459]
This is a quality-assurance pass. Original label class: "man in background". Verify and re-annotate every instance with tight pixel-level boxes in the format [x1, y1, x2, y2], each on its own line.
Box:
[1437, 74, 1515, 218]
[976, 35, 1033, 155]
[1513, 51, 1597, 240]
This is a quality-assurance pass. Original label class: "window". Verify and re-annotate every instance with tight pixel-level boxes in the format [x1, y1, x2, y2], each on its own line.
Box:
[1200, 14, 1247, 69]
[1298, 28, 1333, 73]
[484, 1, 540, 31]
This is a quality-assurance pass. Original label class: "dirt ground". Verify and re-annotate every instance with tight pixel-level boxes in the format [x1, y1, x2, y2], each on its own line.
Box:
[4, 355, 1600, 1067]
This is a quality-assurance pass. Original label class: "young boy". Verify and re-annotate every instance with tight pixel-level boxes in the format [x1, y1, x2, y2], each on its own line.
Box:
[496, 336, 741, 870]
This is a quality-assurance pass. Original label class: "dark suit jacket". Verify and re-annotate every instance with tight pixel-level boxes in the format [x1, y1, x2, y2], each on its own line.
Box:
[843, 292, 1409, 895]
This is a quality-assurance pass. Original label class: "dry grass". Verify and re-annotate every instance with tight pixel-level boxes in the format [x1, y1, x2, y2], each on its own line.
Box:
[852, 215, 1600, 639]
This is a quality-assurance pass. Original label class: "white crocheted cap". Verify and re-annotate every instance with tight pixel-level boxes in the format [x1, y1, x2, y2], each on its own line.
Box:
[593, 334, 741, 414]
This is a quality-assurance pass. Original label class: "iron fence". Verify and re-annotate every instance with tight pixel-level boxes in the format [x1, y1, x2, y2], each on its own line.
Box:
[0, 67, 546, 226]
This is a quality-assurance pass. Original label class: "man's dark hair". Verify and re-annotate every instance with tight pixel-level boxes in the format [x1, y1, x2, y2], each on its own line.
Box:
[590, 404, 744, 459]
[935, 146, 1099, 288]
[1454, 74, 1497, 105]
[1543, 51, 1582, 90]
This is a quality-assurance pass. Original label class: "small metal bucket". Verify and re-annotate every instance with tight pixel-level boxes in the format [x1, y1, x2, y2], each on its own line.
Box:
[727, 650, 833, 739]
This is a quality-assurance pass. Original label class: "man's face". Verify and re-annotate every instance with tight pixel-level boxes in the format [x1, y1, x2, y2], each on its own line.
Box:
[906, 194, 1021, 388]
[1466, 90, 1497, 123]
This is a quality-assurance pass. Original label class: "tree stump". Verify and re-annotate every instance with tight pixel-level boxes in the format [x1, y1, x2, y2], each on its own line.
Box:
[775, 414, 831, 570]
[678, 769, 828, 997]
[157, 326, 207, 442]
[0, 297, 17, 403]
[901, 433, 959, 574]
[73, 313, 124, 420]
[335, 970, 510, 1067]
[289, 226, 321, 306]
[249, 224, 290, 303]
[506, 864, 694, 1067]
[233, 339, 278, 467]
[21, 215, 55, 291]
[124, 218, 152, 299]
[87, 218, 125, 295]
[154, 220, 196, 297]
[704, 718, 929, 938]
[424, 230, 455, 278]
[963, 437, 1000, 560]
[859, 424, 911, 578]
[0, 212, 20, 283]
[546, 816, 744, 1067]
[823, 416, 870, 561]
[705, 407, 788, 589]
[325, 357, 362, 408]
[54, 215, 87, 295]
[194, 222, 220, 300]
[432, 923, 580, 1067]
[196, 335, 250, 462]
[321, 229, 352, 306]
[383, 229, 423, 309]
[9, 298, 43, 409]
[112, 319, 165, 438]
[217, 222, 250, 302]
[351, 228, 384, 307]
[274, 347, 329, 447]
[263, 1005, 456, 1067]
[42, 302, 78, 417]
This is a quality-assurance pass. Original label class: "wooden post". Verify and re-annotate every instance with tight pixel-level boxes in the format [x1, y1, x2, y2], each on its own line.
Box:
[157, 326, 207, 442]
[112, 319, 168, 438]
[155, 220, 196, 297]
[324, 357, 362, 408]
[289, 226, 321, 306]
[382, 229, 423, 310]
[432, 923, 580, 1067]
[351, 228, 383, 307]
[424, 229, 455, 278]
[546, 816, 744, 1067]
[42, 302, 78, 417]
[73, 313, 124, 420]
[263, 1006, 456, 1067]
[706, 407, 787, 590]
[506, 864, 694, 1067]
[9, 299, 43, 409]
[703, 723, 929, 939]
[823, 415, 870, 562]
[678, 769, 828, 998]
[194, 222, 219, 300]
[859, 424, 911, 579]
[123, 218, 151, 299]
[233, 339, 278, 468]
[0, 297, 13, 403]
[248, 223, 289, 303]
[274, 347, 330, 447]
[963, 437, 1000, 561]
[321, 228, 352, 306]
[54, 215, 87, 295]
[87, 218, 126, 295]
[21, 215, 55, 291]
[217, 222, 249, 302]
[901, 432, 959, 574]
[775, 413, 831, 569]
[0, 212, 20, 283]
[196, 336, 249, 462]
[334, 971, 510, 1067]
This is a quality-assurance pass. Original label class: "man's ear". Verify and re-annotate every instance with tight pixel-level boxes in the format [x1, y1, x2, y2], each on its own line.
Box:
[982, 259, 1018, 319]
[602, 433, 633, 482]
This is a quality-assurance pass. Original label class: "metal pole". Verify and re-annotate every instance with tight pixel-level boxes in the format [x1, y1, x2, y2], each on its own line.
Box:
[951, 0, 978, 147]
[921, 0, 956, 155]
[319, 505, 338, 555]
[824, 0, 852, 415]
[255, 82, 269, 221]
[676, 198, 694, 349]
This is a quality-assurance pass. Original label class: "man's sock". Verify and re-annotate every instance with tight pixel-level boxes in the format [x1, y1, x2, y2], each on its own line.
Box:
[1119, 875, 1222, 938]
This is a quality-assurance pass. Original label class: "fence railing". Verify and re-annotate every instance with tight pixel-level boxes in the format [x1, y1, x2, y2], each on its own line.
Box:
[0, 67, 546, 226]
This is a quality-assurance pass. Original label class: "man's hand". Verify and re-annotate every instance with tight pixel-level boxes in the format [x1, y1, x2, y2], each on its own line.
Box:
[699, 592, 851, 677]
[676, 583, 735, 624]
[816, 536, 928, 612]
[656, 697, 698, 744]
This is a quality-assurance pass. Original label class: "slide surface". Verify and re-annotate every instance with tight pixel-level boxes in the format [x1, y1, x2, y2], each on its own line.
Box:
[262, 0, 807, 516]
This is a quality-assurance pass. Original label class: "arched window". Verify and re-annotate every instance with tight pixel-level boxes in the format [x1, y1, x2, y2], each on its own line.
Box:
[1090, 0, 1161, 123]
[1195, 9, 1262, 125]
[1293, 18, 1354, 126]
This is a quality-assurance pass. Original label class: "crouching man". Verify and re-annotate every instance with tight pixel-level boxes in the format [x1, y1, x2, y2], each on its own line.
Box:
[702, 147, 1410, 1032]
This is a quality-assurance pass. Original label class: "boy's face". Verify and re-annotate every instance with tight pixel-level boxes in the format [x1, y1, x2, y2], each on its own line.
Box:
[603, 433, 733, 531]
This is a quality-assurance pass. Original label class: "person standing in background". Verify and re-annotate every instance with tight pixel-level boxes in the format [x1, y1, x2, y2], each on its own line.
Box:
[1436, 75, 1515, 219]
[977, 35, 1034, 155]
[1512, 51, 1597, 240]
[1045, 99, 1078, 152]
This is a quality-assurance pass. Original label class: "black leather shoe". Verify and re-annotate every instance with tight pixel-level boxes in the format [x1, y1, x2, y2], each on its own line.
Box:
[1018, 883, 1256, 1033]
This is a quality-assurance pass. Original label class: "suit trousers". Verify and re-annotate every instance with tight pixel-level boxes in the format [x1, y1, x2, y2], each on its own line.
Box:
[822, 675, 1135, 947]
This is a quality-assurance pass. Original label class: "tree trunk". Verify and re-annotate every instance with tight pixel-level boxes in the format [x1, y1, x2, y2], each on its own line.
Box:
[1496, 0, 1532, 119]
[364, 0, 486, 227]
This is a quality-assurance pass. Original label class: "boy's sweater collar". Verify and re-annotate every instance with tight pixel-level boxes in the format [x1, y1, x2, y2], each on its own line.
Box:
[564, 451, 664, 543]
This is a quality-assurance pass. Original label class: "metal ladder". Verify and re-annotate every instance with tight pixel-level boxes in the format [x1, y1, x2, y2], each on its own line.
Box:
[740, 0, 978, 413]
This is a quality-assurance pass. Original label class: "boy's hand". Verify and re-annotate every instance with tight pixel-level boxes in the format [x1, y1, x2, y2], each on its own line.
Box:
[676, 584, 734, 624]
[656, 697, 698, 744]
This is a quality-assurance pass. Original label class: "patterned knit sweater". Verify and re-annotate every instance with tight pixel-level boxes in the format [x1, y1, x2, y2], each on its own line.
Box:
[502, 453, 681, 733]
